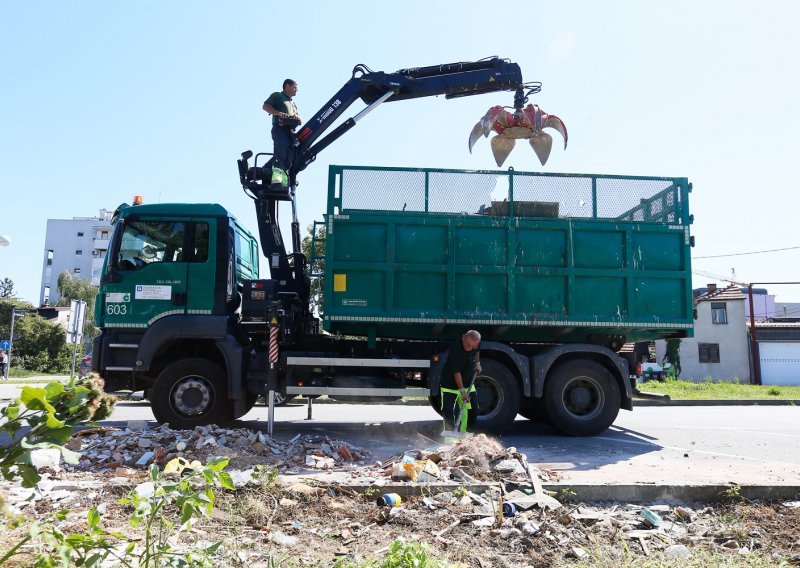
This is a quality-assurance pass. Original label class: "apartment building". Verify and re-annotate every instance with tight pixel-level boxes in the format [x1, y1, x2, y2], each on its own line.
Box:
[40, 209, 113, 305]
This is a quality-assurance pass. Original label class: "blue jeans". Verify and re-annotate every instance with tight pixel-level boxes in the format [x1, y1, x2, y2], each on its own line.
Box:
[271, 125, 297, 171]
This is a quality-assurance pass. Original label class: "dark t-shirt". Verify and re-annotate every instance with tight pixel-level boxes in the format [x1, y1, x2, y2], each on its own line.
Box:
[440, 338, 478, 390]
[264, 91, 299, 127]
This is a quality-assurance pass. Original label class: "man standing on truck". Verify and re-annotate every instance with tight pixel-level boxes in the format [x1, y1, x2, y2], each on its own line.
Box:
[440, 330, 482, 432]
[262, 79, 301, 187]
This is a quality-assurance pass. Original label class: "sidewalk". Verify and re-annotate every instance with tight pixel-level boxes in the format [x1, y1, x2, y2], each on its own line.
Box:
[0, 376, 70, 400]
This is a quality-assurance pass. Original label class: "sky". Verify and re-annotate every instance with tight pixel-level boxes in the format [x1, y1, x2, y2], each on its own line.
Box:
[2, 1, 800, 309]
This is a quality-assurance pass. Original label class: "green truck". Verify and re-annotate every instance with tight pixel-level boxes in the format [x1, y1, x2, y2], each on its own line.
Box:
[92, 58, 693, 435]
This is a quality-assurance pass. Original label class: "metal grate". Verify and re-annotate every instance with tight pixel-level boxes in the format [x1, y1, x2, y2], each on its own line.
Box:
[341, 169, 426, 212]
[332, 166, 689, 223]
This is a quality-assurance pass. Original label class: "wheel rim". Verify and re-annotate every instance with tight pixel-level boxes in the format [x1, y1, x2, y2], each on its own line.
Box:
[170, 375, 215, 417]
[474, 374, 505, 421]
[561, 375, 604, 421]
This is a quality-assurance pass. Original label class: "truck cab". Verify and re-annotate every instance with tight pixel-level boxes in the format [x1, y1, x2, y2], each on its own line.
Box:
[92, 202, 259, 423]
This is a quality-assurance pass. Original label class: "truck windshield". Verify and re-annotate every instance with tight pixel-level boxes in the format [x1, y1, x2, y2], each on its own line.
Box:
[117, 220, 187, 270]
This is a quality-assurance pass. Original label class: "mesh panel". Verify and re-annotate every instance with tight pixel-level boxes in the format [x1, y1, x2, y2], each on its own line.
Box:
[596, 178, 681, 222]
[341, 169, 426, 212]
[335, 167, 686, 223]
[427, 171, 505, 214]
[512, 175, 593, 218]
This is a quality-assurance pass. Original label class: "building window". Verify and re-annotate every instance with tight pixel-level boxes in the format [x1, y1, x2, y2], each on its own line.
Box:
[75, 250, 82, 255]
[698, 343, 720, 363]
[47, 250, 53, 266]
[74, 268, 81, 274]
[77, 232, 84, 237]
[711, 302, 728, 324]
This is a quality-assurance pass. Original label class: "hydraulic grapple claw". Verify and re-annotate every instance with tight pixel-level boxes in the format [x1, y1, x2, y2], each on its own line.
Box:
[468, 104, 568, 167]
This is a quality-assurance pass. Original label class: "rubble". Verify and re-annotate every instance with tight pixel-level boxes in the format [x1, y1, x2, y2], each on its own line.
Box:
[2, 424, 799, 566]
[63, 423, 372, 474]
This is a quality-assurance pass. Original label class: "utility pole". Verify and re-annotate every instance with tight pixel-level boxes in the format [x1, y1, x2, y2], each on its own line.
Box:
[748, 284, 761, 385]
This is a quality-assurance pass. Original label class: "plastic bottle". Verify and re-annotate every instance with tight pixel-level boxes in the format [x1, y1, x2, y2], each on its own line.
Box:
[502, 502, 516, 517]
[376, 493, 402, 507]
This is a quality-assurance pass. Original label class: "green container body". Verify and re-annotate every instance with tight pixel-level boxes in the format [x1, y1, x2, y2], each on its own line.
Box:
[321, 165, 693, 344]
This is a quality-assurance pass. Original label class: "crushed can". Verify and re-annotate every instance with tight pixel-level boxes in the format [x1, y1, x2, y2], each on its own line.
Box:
[376, 493, 402, 507]
[502, 502, 517, 517]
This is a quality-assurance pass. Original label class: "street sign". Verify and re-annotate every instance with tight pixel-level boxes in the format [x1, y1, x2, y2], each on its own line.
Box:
[0, 340, 8, 350]
[67, 300, 86, 344]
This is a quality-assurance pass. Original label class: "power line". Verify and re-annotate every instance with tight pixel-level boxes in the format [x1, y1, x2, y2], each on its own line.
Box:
[694, 245, 800, 259]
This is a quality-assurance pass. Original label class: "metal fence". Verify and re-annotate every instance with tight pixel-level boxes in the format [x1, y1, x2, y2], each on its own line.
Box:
[328, 166, 690, 224]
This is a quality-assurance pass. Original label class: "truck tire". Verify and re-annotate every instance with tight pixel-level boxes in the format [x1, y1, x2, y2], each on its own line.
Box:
[474, 360, 520, 433]
[151, 358, 231, 429]
[544, 360, 620, 436]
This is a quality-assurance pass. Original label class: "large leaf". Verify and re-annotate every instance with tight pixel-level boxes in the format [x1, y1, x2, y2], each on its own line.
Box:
[16, 463, 41, 488]
[20, 387, 55, 413]
[3, 403, 20, 420]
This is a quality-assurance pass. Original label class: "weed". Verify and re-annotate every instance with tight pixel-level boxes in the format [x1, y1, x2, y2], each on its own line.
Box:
[361, 486, 381, 501]
[719, 484, 745, 504]
[2, 457, 236, 567]
[767, 387, 781, 396]
[451, 486, 467, 499]
[557, 487, 578, 504]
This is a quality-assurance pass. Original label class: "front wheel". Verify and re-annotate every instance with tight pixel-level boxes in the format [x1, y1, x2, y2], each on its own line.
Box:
[473, 360, 520, 433]
[544, 360, 620, 436]
[151, 358, 231, 429]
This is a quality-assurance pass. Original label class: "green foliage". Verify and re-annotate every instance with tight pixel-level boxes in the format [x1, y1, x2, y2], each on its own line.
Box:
[333, 539, 446, 568]
[301, 224, 326, 317]
[380, 539, 442, 568]
[557, 487, 578, 504]
[0, 277, 15, 298]
[56, 271, 99, 349]
[719, 484, 745, 504]
[9, 313, 73, 373]
[4, 459, 235, 567]
[662, 338, 682, 378]
[637, 379, 800, 400]
[0, 377, 116, 488]
[0, 298, 36, 345]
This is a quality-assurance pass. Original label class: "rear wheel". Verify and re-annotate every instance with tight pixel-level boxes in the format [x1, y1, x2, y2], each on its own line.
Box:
[473, 360, 520, 433]
[151, 358, 231, 429]
[544, 360, 620, 436]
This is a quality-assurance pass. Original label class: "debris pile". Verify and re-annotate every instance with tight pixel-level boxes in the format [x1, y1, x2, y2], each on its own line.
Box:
[60, 423, 371, 474]
[351, 434, 560, 486]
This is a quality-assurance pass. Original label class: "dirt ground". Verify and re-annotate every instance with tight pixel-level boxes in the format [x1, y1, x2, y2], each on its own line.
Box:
[2, 426, 800, 567]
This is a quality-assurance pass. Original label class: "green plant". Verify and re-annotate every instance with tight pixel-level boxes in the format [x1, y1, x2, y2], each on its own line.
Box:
[4, 458, 236, 567]
[557, 487, 578, 504]
[451, 486, 467, 499]
[0, 377, 116, 487]
[381, 539, 443, 568]
[719, 484, 745, 504]
[767, 387, 781, 396]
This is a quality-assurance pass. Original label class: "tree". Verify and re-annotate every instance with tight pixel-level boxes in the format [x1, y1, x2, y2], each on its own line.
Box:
[0, 278, 14, 298]
[56, 271, 99, 351]
[0, 298, 36, 345]
[301, 224, 326, 317]
[10, 313, 72, 373]
[663, 338, 682, 378]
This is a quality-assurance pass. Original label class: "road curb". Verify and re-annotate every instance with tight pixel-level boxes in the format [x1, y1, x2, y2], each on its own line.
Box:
[633, 399, 800, 407]
[323, 481, 800, 503]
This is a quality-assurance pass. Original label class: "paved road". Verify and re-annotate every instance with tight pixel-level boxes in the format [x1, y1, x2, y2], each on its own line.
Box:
[104, 400, 800, 488]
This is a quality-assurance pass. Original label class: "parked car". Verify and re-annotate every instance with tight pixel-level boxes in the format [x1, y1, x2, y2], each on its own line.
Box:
[636, 362, 666, 382]
[78, 355, 92, 378]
